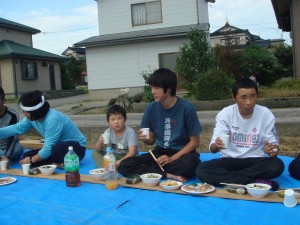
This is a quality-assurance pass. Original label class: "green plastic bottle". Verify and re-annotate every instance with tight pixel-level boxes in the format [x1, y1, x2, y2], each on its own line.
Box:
[64, 146, 81, 187]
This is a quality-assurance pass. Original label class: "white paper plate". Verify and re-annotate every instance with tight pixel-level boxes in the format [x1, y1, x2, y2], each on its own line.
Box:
[181, 183, 215, 194]
[160, 180, 183, 190]
[0, 176, 17, 186]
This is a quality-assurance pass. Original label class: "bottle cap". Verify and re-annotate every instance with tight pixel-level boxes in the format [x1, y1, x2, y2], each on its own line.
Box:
[106, 147, 112, 152]
[68, 146, 73, 150]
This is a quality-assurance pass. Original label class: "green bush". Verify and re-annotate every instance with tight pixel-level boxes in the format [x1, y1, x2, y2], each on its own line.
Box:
[194, 69, 234, 100]
[140, 66, 155, 102]
[272, 78, 300, 89]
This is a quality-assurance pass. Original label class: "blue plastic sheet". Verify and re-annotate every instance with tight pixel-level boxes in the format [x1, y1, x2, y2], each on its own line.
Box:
[1, 151, 299, 225]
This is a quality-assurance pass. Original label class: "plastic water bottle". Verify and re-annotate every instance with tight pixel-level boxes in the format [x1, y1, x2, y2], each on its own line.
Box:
[64, 146, 81, 187]
[103, 147, 118, 190]
[103, 147, 116, 172]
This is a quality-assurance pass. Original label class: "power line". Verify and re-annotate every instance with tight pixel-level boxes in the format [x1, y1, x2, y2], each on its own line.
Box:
[37, 25, 98, 34]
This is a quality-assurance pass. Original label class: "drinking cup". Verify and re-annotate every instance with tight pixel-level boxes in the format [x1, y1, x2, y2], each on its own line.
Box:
[0, 160, 8, 171]
[102, 133, 110, 144]
[219, 134, 230, 149]
[22, 164, 31, 175]
[105, 171, 119, 190]
[141, 128, 150, 139]
[284, 189, 297, 207]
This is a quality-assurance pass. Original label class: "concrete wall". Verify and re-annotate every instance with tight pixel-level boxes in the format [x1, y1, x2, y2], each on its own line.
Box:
[0, 27, 33, 47]
[292, 0, 300, 79]
[0, 59, 16, 95]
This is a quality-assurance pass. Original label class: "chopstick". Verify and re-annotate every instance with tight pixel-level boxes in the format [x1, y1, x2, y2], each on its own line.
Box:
[149, 150, 165, 172]
[275, 188, 300, 193]
[220, 182, 246, 187]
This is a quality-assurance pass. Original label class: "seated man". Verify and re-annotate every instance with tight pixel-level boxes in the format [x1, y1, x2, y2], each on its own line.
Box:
[289, 155, 300, 180]
[0, 87, 23, 165]
[196, 78, 284, 191]
[118, 68, 202, 182]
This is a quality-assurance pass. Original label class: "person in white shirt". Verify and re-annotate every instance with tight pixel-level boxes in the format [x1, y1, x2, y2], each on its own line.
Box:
[196, 78, 284, 191]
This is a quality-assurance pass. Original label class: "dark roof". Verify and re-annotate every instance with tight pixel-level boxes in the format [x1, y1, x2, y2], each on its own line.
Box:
[0, 17, 40, 34]
[74, 23, 209, 47]
[62, 47, 86, 55]
[211, 22, 253, 37]
[0, 40, 66, 61]
[271, 0, 291, 32]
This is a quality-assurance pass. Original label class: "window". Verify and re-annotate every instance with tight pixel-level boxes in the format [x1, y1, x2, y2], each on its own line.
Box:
[22, 61, 38, 80]
[131, 1, 162, 26]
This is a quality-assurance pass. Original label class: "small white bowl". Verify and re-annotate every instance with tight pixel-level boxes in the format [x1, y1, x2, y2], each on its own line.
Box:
[39, 165, 57, 176]
[89, 168, 107, 180]
[140, 173, 162, 186]
[246, 183, 271, 198]
[160, 180, 183, 190]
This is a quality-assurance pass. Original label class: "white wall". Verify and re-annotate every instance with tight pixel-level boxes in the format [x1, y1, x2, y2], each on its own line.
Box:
[86, 37, 188, 91]
[97, 0, 209, 35]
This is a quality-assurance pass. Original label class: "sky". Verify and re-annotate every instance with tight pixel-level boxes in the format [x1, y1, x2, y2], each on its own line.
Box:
[0, 0, 291, 56]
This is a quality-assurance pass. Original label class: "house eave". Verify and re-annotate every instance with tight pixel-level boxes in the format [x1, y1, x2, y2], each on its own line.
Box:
[271, 0, 291, 32]
[74, 23, 209, 48]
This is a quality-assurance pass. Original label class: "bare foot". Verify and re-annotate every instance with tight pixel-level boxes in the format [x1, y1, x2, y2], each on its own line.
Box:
[166, 173, 187, 182]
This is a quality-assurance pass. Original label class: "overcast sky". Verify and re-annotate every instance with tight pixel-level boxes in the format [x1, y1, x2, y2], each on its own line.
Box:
[0, 0, 291, 55]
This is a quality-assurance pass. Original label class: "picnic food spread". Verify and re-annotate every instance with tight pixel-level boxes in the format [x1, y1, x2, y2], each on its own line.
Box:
[1, 168, 299, 204]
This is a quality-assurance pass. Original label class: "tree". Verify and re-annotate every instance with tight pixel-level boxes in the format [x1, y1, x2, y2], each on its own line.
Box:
[213, 27, 245, 80]
[242, 45, 278, 86]
[193, 69, 234, 100]
[60, 62, 75, 90]
[175, 29, 215, 93]
[272, 43, 293, 79]
[65, 56, 85, 85]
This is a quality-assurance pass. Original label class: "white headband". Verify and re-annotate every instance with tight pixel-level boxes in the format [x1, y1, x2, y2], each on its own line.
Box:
[20, 96, 45, 112]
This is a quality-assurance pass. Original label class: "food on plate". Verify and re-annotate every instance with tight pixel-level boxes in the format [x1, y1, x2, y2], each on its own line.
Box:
[160, 179, 179, 186]
[146, 174, 159, 178]
[0, 176, 15, 185]
[251, 184, 267, 189]
[182, 183, 214, 193]
[91, 169, 106, 174]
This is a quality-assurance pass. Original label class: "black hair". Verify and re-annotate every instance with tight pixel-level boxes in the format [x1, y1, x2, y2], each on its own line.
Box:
[19, 90, 50, 121]
[147, 68, 177, 96]
[232, 77, 258, 98]
[0, 87, 5, 100]
[106, 104, 127, 121]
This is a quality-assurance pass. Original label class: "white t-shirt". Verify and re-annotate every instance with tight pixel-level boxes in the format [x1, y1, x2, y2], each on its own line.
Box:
[209, 104, 279, 158]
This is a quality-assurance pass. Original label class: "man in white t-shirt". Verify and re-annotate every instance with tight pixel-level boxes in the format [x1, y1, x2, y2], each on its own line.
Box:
[196, 78, 284, 191]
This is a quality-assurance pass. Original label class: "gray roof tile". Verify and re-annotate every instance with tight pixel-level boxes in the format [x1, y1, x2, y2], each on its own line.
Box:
[74, 23, 209, 47]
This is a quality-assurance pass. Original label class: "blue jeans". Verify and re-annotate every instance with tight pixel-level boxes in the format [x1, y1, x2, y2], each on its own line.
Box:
[0, 142, 24, 162]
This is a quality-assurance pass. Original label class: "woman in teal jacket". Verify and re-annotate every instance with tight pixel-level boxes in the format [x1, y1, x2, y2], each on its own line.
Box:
[0, 90, 86, 168]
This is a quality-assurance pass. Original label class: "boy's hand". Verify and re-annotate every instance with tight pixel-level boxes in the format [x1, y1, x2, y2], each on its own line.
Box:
[157, 155, 172, 166]
[215, 137, 225, 150]
[264, 141, 279, 157]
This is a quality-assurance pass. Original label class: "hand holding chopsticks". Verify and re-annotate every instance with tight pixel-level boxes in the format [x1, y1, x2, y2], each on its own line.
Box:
[149, 150, 165, 172]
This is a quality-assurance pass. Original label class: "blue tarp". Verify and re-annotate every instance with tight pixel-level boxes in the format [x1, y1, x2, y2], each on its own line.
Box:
[1, 151, 299, 225]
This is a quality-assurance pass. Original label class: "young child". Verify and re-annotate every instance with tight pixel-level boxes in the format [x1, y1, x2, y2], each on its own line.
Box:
[92, 104, 138, 168]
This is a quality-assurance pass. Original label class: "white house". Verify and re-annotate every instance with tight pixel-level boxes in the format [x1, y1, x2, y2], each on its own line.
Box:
[75, 0, 215, 100]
